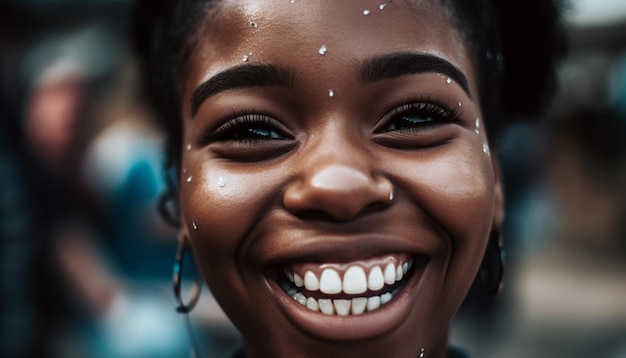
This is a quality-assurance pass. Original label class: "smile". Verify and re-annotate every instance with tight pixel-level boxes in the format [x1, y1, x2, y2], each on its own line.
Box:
[280, 254, 415, 316]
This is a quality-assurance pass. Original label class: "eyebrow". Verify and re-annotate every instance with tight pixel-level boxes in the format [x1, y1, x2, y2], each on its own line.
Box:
[191, 53, 470, 117]
[360, 52, 471, 96]
[190, 63, 295, 117]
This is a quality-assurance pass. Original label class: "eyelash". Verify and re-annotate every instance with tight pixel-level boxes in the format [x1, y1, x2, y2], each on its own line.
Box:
[377, 99, 461, 133]
[202, 98, 459, 145]
[202, 113, 291, 143]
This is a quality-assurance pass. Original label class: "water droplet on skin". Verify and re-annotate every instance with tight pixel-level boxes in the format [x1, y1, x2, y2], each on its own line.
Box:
[475, 118, 480, 128]
[318, 45, 327, 55]
[389, 192, 394, 201]
[446, 77, 452, 84]
[483, 143, 490, 156]
[250, 21, 258, 28]
[242, 54, 249, 62]
[192, 221, 198, 230]
[187, 176, 193, 183]
[217, 176, 226, 187]
[458, 101, 462, 107]
[328, 89, 334, 97]
[475, 129, 480, 135]
[363, 9, 370, 15]
[420, 347, 425, 358]
[186, 144, 192, 151]
[379, 4, 386, 9]
[290, 0, 295, 3]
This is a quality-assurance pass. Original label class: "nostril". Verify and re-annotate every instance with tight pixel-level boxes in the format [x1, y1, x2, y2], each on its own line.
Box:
[290, 201, 390, 222]
[291, 209, 346, 222]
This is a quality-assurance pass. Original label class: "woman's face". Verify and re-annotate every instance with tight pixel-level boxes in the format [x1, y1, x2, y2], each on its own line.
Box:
[179, 0, 503, 356]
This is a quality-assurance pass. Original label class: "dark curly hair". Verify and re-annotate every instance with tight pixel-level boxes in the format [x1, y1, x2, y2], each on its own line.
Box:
[131, 0, 568, 226]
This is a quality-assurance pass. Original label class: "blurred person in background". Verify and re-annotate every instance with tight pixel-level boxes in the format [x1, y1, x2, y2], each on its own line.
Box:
[1, 2, 201, 357]
[0, 2, 43, 357]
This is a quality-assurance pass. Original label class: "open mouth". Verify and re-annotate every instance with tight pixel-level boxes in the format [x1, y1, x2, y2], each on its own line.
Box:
[276, 254, 416, 316]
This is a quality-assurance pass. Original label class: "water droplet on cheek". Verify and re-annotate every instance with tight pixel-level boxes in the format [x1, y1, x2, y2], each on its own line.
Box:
[192, 221, 198, 230]
[290, 0, 295, 3]
[186, 143, 192, 151]
[379, 4, 386, 10]
[328, 89, 334, 97]
[363, 9, 370, 15]
[187, 175, 193, 183]
[318, 45, 327, 55]
[458, 101, 462, 107]
[242, 54, 249, 62]
[217, 176, 227, 187]
[483, 143, 491, 156]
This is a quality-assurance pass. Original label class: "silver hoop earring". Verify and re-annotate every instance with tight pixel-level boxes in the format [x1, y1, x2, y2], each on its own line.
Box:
[173, 240, 202, 313]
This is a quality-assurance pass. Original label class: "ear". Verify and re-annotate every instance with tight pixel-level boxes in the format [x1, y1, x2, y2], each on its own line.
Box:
[491, 154, 505, 230]
[177, 213, 191, 249]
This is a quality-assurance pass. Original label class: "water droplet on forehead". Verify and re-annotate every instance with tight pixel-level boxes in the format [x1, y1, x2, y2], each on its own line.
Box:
[242, 54, 249, 62]
[446, 77, 452, 84]
[379, 4, 386, 9]
[217, 176, 227, 187]
[363, 9, 371, 15]
[187, 175, 193, 183]
[328, 89, 334, 97]
[318, 45, 327, 55]
[192, 221, 198, 230]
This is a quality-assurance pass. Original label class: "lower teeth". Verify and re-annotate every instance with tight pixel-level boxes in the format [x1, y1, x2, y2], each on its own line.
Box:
[283, 276, 408, 316]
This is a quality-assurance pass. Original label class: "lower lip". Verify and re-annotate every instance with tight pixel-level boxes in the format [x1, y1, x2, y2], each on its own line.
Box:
[269, 261, 425, 341]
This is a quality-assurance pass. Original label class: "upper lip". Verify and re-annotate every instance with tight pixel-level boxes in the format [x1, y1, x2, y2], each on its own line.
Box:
[250, 232, 436, 269]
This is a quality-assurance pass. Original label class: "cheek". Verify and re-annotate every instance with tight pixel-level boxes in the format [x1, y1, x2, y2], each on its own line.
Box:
[399, 148, 495, 255]
[179, 156, 283, 264]
[425, 151, 495, 292]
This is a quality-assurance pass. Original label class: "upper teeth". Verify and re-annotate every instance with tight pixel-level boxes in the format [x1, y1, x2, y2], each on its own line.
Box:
[282, 259, 413, 316]
[287, 260, 411, 296]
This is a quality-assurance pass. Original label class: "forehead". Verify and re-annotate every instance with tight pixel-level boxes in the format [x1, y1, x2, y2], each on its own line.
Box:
[183, 0, 475, 105]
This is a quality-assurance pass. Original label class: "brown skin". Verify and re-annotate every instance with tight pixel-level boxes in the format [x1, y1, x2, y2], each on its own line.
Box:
[178, 1, 504, 357]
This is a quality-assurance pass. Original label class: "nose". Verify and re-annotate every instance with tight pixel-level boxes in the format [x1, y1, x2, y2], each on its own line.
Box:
[283, 161, 394, 222]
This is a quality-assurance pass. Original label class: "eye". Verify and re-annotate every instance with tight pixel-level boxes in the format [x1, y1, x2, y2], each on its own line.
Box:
[200, 113, 296, 162]
[377, 101, 460, 133]
[208, 114, 292, 142]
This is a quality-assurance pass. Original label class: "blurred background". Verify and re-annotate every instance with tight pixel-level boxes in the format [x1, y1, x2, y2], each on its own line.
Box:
[0, 1, 624, 357]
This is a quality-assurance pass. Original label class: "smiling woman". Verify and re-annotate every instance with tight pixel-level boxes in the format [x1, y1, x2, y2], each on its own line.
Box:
[132, 0, 566, 357]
